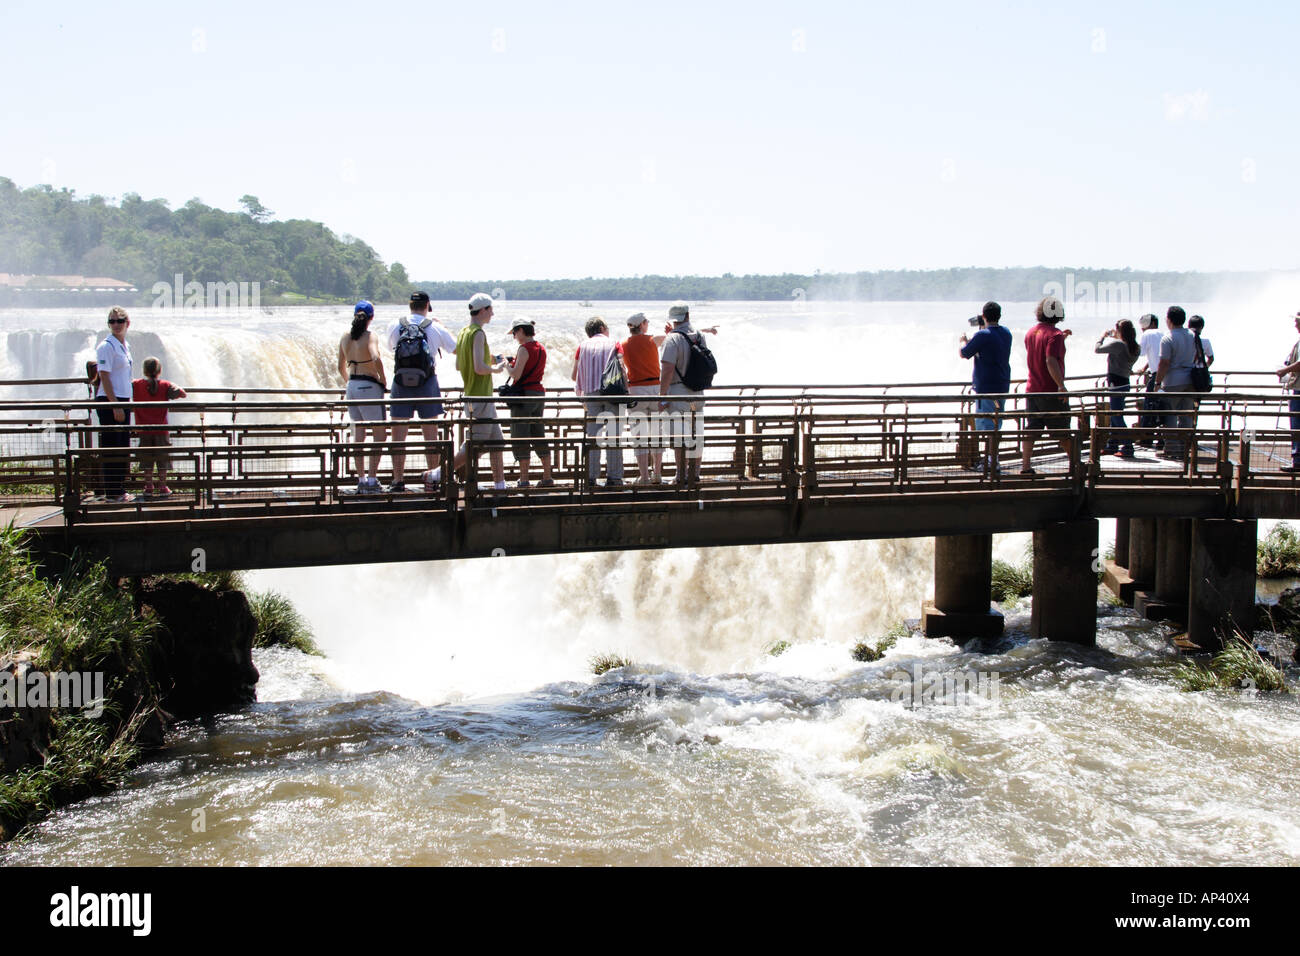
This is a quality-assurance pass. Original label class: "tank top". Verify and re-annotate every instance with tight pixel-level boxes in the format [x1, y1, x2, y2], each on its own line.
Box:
[518, 340, 546, 394]
[622, 335, 660, 386]
[455, 324, 493, 397]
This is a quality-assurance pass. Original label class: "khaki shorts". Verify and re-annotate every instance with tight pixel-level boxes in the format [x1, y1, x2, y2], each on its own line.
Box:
[467, 399, 505, 443]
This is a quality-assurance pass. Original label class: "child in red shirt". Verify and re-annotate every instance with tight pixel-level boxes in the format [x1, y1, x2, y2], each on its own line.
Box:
[132, 357, 187, 498]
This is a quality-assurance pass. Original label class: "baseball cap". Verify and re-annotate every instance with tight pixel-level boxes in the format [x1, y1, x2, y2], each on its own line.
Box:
[354, 300, 374, 318]
[627, 312, 647, 328]
[468, 292, 494, 312]
[668, 301, 690, 323]
[409, 291, 430, 306]
[509, 317, 534, 333]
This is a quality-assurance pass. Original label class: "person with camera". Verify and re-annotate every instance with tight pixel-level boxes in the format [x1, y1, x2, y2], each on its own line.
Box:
[959, 300, 1012, 474]
[1095, 319, 1140, 459]
[502, 317, 554, 488]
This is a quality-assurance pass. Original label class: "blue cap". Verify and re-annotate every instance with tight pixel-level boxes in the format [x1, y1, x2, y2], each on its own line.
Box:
[354, 300, 374, 318]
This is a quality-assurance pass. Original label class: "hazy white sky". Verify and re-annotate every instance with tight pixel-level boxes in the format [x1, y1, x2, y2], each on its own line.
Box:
[3, 0, 1298, 279]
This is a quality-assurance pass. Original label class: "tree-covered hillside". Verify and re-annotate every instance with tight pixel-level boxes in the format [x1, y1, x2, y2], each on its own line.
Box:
[0, 179, 409, 303]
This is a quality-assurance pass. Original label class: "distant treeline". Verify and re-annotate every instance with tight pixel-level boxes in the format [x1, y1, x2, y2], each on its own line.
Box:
[412, 268, 1289, 303]
[1, 177, 1289, 306]
[0, 178, 409, 305]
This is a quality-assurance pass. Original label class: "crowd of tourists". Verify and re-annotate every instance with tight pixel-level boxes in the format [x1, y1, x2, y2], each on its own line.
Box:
[81, 293, 719, 501]
[958, 295, 1225, 475]
[80, 294, 1300, 502]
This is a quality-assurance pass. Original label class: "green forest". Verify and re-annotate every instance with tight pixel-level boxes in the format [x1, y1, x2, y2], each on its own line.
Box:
[0, 177, 1288, 305]
[0, 178, 409, 304]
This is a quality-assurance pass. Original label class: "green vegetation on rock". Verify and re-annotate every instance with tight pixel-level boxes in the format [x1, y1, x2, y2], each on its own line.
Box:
[852, 621, 908, 662]
[0, 527, 161, 840]
[1258, 523, 1300, 578]
[589, 653, 634, 675]
[1174, 632, 1290, 694]
[991, 558, 1034, 604]
[248, 589, 321, 656]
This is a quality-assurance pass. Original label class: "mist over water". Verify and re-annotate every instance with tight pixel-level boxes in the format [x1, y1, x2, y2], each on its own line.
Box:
[3, 299, 1299, 865]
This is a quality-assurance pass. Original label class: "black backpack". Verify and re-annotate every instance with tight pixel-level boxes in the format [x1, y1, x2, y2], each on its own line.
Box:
[393, 316, 434, 387]
[598, 345, 628, 397]
[675, 330, 717, 391]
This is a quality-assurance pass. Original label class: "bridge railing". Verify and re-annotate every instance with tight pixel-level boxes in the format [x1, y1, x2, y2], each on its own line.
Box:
[1, 379, 1298, 520]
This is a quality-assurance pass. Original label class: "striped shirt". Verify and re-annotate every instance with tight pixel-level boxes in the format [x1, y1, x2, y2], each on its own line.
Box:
[574, 335, 621, 396]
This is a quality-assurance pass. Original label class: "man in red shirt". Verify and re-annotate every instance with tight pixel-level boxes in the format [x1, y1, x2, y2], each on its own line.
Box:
[1020, 296, 1073, 475]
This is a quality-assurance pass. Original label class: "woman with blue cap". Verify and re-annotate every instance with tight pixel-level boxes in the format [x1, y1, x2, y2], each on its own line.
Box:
[337, 300, 387, 493]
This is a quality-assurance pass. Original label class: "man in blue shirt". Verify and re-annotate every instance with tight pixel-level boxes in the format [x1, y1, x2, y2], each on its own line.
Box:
[959, 301, 1013, 473]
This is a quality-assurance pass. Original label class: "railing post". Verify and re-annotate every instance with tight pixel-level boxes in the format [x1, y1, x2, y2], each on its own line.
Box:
[62, 449, 78, 524]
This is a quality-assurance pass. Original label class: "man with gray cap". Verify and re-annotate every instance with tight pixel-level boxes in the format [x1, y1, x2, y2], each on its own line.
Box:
[658, 301, 713, 487]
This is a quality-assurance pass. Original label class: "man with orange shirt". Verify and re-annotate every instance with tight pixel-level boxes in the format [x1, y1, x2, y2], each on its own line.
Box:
[1020, 295, 1074, 475]
[621, 313, 664, 484]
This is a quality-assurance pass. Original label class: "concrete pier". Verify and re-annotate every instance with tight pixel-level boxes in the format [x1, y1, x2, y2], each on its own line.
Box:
[1136, 518, 1191, 622]
[1103, 518, 1138, 603]
[1187, 519, 1258, 652]
[1030, 519, 1099, 645]
[923, 534, 1004, 640]
[1128, 518, 1157, 587]
[1114, 518, 1130, 569]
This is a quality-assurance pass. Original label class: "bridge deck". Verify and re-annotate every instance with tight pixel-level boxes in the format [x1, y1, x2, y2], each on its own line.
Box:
[3, 380, 1298, 573]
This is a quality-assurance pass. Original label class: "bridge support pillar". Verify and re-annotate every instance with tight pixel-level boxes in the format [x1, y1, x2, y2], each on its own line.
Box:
[1103, 518, 1137, 603]
[1114, 518, 1130, 569]
[1136, 518, 1191, 623]
[922, 534, 1003, 641]
[1187, 519, 1258, 653]
[1030, 519, 1098, 645]
[1128, 518, 1157, 586]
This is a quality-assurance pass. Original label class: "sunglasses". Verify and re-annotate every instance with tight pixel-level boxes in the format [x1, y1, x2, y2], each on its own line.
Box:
[108, 318, 128, 325]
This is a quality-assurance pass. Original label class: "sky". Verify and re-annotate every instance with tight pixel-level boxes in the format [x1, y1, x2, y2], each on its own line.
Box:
[3, 0, 1299, 280]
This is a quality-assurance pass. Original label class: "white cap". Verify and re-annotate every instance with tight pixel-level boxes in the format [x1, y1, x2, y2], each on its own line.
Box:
[668, 301, 690, 323]
[468, 292, 494, 312]
[627, 312, 647, 328]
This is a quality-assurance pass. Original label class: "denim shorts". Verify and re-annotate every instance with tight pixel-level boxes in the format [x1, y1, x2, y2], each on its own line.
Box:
[389, 375, 443, 419]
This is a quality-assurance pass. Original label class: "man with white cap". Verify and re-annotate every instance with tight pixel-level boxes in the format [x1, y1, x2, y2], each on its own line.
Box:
[440, 292, 507, 492]
[658, 301, 712, 486]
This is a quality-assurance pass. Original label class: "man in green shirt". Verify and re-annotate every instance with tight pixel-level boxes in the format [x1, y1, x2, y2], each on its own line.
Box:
[440, 292, 508, 490]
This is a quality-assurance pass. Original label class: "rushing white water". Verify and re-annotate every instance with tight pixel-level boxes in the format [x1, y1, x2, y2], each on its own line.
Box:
[2, 298, 1299, 866]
